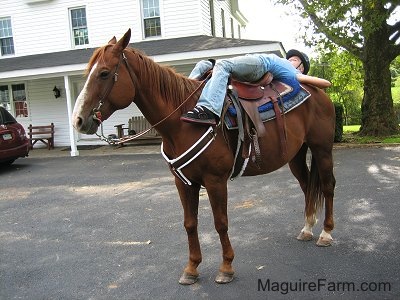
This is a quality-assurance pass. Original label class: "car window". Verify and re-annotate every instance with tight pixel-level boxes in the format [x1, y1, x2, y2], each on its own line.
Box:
[0, 107, 17, 125]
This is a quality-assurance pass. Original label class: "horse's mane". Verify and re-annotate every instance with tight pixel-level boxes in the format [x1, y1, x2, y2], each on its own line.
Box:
[125, 47, 200, 107]
[86, 45, 200, 109]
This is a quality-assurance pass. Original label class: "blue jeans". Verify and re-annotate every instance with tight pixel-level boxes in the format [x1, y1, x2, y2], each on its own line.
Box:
[188, 60, 213, 79]
[189, 54, 300, 117]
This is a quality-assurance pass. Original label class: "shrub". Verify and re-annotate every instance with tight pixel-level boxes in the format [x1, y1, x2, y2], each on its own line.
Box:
[334, 102, 344, 142]
[394, 102, 400, 122]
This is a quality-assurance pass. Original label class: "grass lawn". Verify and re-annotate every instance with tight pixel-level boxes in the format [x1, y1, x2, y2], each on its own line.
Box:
[343, 125, 361, 133]
[342, 125, 400, 144]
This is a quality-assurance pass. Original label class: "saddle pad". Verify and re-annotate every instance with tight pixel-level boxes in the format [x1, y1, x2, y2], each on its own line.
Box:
[224, 86, 311, 130]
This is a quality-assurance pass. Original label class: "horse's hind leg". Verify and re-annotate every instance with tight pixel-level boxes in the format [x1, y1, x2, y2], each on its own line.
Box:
[311, 147, 336, 247]
[289, 143, 315, 241]
[175, 178, 202, 285]
[310, 143, 336, 246]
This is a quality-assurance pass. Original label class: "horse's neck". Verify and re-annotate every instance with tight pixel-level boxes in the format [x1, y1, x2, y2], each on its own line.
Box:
[130, 57, 199, 128]
[135, 83, 199, 142]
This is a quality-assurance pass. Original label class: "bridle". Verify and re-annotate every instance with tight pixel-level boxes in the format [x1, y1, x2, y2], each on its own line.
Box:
[91, 50, 209, 144]
[92, 52, 138, 124]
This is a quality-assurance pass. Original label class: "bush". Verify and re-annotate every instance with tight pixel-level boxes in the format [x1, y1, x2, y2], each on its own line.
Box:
[394, 102, 400, 122]
[334, 102, 344, 142]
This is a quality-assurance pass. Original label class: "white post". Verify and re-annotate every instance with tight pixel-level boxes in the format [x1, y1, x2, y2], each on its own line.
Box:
[64, 75, 79, 156]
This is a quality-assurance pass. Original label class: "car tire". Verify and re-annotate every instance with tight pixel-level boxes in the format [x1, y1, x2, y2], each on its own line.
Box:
[0, 159, 15, 167]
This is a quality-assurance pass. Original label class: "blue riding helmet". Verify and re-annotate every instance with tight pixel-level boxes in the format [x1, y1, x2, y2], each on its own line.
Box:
[286, 49, 310, 75]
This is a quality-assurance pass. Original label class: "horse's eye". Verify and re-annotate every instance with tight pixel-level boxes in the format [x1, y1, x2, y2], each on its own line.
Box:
[99, 70, 110, 79]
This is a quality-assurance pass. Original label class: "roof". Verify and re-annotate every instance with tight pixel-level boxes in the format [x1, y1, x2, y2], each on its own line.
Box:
[0, 35, 282, 73]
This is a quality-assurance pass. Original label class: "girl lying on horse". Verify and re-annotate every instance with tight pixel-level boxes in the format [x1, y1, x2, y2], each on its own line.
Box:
[181, 50, 331, 125]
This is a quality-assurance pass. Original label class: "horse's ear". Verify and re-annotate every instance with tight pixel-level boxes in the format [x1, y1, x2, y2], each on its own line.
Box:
[114, 29, 131, 52]
[108, 36, 117, 44]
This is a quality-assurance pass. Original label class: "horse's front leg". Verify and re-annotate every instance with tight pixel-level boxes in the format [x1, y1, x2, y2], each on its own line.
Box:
[175, 178, 202, 285]
[206, 179, 235, 284]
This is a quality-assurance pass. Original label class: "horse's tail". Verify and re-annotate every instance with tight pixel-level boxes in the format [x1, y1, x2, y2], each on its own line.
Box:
[305, 156, 324, 219]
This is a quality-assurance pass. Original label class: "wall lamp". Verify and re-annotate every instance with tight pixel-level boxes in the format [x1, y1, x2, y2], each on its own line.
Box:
[53, 86, 61, 98]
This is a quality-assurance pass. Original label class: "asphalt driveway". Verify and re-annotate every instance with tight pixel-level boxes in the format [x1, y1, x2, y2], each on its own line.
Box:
[0, 146, 399, 299]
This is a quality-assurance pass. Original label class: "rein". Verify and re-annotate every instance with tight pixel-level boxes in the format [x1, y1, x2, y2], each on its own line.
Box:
[94, 51, 210, 145]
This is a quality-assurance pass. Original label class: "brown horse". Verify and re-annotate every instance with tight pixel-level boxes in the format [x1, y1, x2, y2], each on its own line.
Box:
[72, 29, 336, 285]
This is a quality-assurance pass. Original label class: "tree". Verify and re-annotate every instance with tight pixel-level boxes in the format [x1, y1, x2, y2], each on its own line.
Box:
[275, 0, 400, 135]
[313, 49, 364, 125]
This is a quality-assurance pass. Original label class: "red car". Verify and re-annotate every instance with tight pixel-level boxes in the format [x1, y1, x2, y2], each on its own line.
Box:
[0, 106, 30, 166]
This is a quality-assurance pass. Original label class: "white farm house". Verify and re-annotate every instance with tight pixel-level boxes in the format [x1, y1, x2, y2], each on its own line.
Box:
[0, 0, 285, 155]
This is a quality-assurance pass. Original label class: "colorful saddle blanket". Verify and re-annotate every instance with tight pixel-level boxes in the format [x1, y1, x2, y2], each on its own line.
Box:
[224, 84, 311, 130]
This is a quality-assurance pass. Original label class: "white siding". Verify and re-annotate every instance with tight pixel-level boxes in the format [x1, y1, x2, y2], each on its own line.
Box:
[162, 0, 203, 38]
[200, 0, 212, 36]
[212, 0, 235, 38]
[1, 0, 140, 57]
[18, 78, 71, 147]
[1, 0, 236, 59]
[1, 0, 250, 148]
[85, 1, 141, 46]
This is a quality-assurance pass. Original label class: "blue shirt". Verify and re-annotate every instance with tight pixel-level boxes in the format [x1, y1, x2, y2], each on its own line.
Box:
[253, 53, 301, 81]
[250, 53, 301, 99]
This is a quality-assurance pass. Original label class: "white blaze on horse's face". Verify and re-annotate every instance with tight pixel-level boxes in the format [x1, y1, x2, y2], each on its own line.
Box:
[72, 63, 98, 132]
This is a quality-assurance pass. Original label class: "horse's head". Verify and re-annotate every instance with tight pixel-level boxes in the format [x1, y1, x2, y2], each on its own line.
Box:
[72, 29, 134, 134]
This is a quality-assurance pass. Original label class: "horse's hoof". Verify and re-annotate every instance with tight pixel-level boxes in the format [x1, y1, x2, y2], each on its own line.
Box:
[215, 271, 234, 284]
[178, 272, 199, 285]
[316, 236, 333, 247]
[297, 231, 313, 241]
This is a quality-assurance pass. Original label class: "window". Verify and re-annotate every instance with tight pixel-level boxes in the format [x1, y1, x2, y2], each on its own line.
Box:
[209, 0, 215, 36]
[142, 0, 161, 38]
[0, 17, 14, 55]
[230, 18, 234, 38]
[0, 84, 28, 117]
[221, 9, 226, 37]
[0, 86, 10, 111]
[12, 84, 28, 117]
[70, 7, 89, 46]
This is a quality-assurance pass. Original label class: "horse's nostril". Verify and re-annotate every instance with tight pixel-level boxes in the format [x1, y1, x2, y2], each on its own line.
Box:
[74, 116, 83, 130]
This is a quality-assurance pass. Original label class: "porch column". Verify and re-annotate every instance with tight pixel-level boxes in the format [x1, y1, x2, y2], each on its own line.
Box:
[64, 75, 79, 156]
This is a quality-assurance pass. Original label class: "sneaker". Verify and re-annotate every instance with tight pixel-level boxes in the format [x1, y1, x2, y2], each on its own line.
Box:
[180, 106, 218, 125]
